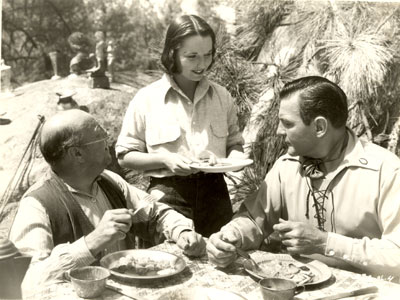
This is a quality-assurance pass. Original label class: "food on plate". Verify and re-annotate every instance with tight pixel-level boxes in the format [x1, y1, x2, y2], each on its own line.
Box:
[208, 155, 218, 166]
[253, 259, 315, 284]
[111, 255, 177, 276]
[194, 158, 231, 167]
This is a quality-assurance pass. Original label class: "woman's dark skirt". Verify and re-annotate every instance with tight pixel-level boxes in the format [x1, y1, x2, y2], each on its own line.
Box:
[148, 172, 233, 238]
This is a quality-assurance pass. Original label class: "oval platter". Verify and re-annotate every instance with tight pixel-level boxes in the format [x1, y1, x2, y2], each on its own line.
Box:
[243, 252, 332, 287]
[100, 249, 186, 282]
[190, 158, 253, 173]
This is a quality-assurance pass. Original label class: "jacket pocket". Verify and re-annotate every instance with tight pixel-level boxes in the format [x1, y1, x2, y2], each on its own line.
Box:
[210, 122, 228, 138]
[209, 122, 228, 155]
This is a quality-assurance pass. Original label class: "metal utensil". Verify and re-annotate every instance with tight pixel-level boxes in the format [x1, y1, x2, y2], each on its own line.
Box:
[311, 286, 378, 300]
[236, 248, 263, 272]
[105, 284, 143, 300]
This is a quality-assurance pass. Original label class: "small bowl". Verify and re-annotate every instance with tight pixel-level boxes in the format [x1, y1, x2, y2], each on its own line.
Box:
[259, 278, 304, 300]
[69, 266, 110, 298]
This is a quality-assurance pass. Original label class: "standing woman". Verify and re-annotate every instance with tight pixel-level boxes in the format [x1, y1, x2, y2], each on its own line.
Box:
[116, 15, 245, 238]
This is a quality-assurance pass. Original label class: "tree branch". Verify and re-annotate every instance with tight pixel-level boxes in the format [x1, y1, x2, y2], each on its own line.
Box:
[375, 6, 399, 34]
[43, 0, 72, 35]
[7, 56, 39, 61]
[3, 18, 38, 49]
[359, 103, 373, 141]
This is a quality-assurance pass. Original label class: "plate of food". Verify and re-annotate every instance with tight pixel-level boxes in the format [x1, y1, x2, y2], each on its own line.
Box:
[156, 287, 248, 300]
[243, 254, 332, 286]
[100, 249, 186, 281]
[190, 158, 253, 173]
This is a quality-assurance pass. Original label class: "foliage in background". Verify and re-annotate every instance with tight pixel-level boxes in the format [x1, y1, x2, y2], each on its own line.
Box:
[82, 0, 182, 71]
[3, 0, 400, 205]
[2, 0, 90, 84]
[210, 48, 266, 131]
[208, 0, 400, 202]
[2, 0, 181, 86]
[233, 0, 289, 60]
[296, 1, 398, 140]
[209, 0, 291, 201]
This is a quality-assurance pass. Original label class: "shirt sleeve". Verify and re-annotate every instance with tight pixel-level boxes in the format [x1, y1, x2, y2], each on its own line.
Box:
[324, 167, 400, 277]
[9, 197, 96, 296]
[104, 171, 195, 243]
[221, 161, 283, 249]
[115, 90, 147, 158]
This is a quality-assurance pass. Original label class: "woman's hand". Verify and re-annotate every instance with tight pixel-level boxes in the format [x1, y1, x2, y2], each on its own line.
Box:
[162, 153, 195, 176]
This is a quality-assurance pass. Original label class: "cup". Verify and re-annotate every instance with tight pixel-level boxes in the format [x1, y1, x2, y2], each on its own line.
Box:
[259, 278, 304, 300]
[0, 237, 32, 299]
[69, 266, 110, 298]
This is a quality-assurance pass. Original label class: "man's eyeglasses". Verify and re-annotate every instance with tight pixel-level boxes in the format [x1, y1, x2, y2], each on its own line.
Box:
[79, 135, 109, 146]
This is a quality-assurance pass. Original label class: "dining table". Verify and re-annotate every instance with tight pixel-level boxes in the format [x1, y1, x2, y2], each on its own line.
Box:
[28, 240, 400, 300]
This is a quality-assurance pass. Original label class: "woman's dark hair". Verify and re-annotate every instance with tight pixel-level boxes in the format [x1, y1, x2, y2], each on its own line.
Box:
[161, 15, 216, 74]
[279, 76, 348, 128]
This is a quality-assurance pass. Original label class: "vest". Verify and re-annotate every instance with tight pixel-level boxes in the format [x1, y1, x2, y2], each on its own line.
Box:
[26, 172, 136, 252]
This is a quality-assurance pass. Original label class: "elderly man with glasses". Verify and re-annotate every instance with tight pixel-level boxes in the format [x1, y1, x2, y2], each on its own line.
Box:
[9, 109, 205, 297]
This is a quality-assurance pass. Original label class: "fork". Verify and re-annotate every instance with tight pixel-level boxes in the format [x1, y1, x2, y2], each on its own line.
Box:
[236, 248, 262, 272]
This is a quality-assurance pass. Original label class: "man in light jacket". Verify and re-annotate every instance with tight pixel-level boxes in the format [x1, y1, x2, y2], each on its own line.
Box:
[207, 76, 400, 278]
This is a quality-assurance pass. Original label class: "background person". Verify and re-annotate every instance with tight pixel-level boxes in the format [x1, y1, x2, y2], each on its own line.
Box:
[116, 15, 245, 238]
[106, 38, 116, 82]
[9, 109, 205, 297]
[67, 32, 93, 77]
[206, 76, 400, 278]
[88, 31, 107, 77]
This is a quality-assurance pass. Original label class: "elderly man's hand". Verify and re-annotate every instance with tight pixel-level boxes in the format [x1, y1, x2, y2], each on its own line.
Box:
[177, 230, 206, 257]
[85, 208, 133, 256]
[206, 229, 241, 268]
[273, 218, 328, 255]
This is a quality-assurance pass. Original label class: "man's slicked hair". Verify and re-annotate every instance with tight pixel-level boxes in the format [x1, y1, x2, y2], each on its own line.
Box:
[161, 14, 216, 74]
[279, 76, 348, 128]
